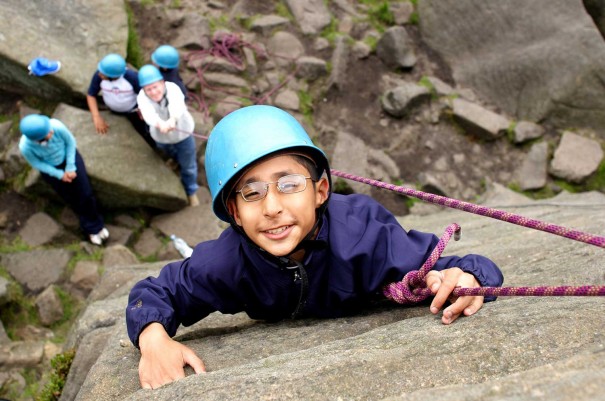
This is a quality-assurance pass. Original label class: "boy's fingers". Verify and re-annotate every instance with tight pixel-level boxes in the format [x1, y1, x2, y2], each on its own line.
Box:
[184, 351, 206, 374]
[430, 270, 461, 313]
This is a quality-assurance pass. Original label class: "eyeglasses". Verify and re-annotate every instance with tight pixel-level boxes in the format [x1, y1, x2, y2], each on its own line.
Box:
[236, 174, 313, 202]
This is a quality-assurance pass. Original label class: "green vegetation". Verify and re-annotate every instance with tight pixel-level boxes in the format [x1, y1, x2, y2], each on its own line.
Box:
[209, 15, 230, 32]
[125, 2, 145, 69]
[169, 0, 181, 8]
[298, 90, 314, 125]
[359, 0, 396, 32]
[418, 76, 438, 99]
[0, 236, 30, 253]
[0, 272, 40, 340]
[36, 350, 76, 401]
[333, 178, 355, 195]
[275, 2, 293, 20]
[320, 17, 341, 45]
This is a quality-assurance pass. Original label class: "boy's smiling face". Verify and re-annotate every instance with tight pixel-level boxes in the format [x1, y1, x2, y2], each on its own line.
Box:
[227, 154, 329, 258]
[143, 80, 166, 102]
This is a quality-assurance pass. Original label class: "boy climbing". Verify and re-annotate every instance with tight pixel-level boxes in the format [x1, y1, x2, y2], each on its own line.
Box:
[126, 105, 503, 389]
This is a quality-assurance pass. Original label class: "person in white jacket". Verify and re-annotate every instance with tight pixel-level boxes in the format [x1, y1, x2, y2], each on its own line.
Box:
[137, 64, 199, 206]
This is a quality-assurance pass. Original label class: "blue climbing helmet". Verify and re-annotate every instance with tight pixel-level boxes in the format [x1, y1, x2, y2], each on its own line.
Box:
[151, 45, 180, 69]
[138, 64, 164, 87]
[205, 105, 331, 222]
[98, 54, 126, 78]
[20, 114, 51, 141]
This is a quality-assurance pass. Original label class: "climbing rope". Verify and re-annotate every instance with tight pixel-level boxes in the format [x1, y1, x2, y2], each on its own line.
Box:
[329, 170, 605, 301]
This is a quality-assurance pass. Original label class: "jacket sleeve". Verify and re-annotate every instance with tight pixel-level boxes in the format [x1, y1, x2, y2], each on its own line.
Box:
[52, 120, 77, 172]
[125, 236, 245, 347]
[330, 194, 503, 301]
[136, 91, 161, 127]
[19, 138, 64, 180]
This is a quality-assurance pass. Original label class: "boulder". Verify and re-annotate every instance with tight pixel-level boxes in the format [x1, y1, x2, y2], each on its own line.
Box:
[419, 0, 605, 136]
[0, 0, 127, 97]
[50, 103, 188, 211]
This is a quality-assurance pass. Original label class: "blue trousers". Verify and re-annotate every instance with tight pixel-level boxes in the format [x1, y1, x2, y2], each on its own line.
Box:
[155, 135, 199, 196]
[40, 150, 104, 235]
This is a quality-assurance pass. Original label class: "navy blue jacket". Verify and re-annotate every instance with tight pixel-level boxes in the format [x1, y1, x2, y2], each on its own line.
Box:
[126, 193, 503, 346]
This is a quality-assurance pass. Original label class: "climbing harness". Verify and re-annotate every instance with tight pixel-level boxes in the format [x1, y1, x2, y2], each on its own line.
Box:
[330, 169, 605, 302]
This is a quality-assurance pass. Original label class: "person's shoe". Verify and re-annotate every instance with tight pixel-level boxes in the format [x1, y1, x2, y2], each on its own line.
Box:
[89, 228, 110, 245]
[188, 194, 200, 207]
[99, 227, 110, 240]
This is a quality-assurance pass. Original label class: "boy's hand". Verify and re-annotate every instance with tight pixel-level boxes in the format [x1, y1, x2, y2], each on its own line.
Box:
[138, 323, 206, 389]
[92, 115, 109, 134]
[425, 268, 484, 325]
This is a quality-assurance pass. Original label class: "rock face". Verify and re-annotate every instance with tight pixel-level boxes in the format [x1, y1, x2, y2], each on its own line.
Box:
[46, 104, 188, 211]
[0, 0, 128, 98]
[70, 186, 605, 400]
[419, 0, 605, 135]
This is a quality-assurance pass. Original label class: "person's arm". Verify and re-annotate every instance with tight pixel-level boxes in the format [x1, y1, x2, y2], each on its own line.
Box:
[19, 140, 64, 180]
[86, 73, 109, 134]
[136, 91, 162, 129]
[52, 120, 77, 172]
[126, 250, 225, 388]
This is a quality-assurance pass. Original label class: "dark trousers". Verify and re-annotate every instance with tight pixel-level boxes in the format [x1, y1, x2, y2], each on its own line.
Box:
[41, 150, 104, 236]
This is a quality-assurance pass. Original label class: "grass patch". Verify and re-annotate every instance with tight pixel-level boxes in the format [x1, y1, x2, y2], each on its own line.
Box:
[125, 2, 145, 69]
[360, 0, 396, 32]
[0, 281, 39, 340]
[36, 349, 76, 401]
[320, 17, 341, 46]
[298, 90, 314, 125]
[0, 236, 31, 254]
[333, 178, 355, 195]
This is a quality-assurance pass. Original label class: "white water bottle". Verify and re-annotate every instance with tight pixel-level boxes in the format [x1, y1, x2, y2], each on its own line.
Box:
[170, 234, 193, 258]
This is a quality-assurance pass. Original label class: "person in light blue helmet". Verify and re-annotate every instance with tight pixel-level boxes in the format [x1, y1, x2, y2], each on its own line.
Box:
[151, 44, 187, 96]
[86, 54, 154, 148]
[136, 64, 199, 206]
[126, 105, 503, 389]
[19, 114, 109, 245]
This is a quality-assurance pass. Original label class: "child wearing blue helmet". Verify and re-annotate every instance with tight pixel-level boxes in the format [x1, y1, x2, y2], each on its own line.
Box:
[19, 114, 109, 245]
[151, 44, 187, 97]
[86, 54, 155, 149]
[136, 64, 199, 206]
[126, 105, 503, 389]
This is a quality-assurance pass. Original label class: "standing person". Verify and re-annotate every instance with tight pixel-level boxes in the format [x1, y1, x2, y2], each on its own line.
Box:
[151, 44, 187, 97]
[86, 53, 155, 149]
[136, 64, 199, 207]
[126, 105, 504, 389]
[19, 114, 109, 245]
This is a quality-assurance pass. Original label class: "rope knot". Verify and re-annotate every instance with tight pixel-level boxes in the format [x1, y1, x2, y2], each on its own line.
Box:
[383, 223, 461, 305]
[383, 270, 429, 304]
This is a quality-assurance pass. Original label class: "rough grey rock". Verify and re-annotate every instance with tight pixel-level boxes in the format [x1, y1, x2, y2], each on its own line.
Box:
[285, 0, 331, 34]
[381, 82, 431, 118]
[70, 261, 101, 293]
[549, 131, 604, 183]
[50, 103, 188, 210]
[328, 36, 350, 91]
[0, 276, 9, 306]
[376, 26, 417, 70]
[0, 0, 127, 97]
[18, 212, 62, 247]
[1, 249, 72, 294]
[102, 245, 139, 269]
[295, 56, 328, 81]
[172, 13, 211, 50]
[266, 31, 305, 67]
[451, 98, 510, 140]
[516, 141, 548, 191]
[59, 327, 113, 401]
[35, 285, 63, 327]
[0, 341, 44, 369]
[68, 185, 605, 400]
[133, 228, 164, 259]
[514, 120, 545, 144]
[273, 89, 300, 111]
[419, 0, 605, 135]
[331, 131, 370, 195]
[249, 15, 290, 36]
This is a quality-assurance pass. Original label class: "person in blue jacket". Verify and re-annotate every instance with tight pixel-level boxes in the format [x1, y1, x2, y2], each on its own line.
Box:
[126, 105, 504, 389]
[19, 114, 109, 245]
[86, 53, 155, 149]
[151, 44, 188, 97]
